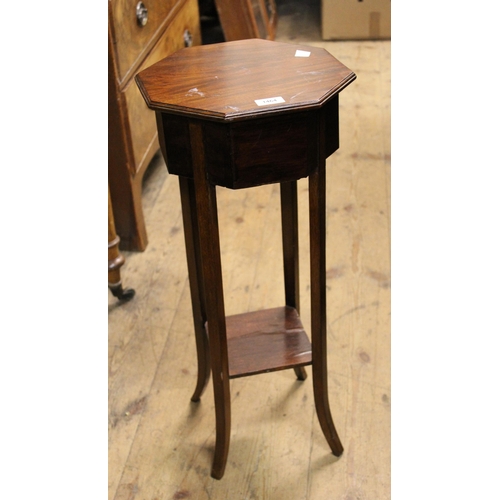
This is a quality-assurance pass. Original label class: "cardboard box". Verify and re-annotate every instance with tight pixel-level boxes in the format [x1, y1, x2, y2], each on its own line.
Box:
[322, 0, 391, 40]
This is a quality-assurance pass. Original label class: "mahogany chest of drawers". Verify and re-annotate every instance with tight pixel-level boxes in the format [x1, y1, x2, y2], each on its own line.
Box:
[109, 0, 201, 250]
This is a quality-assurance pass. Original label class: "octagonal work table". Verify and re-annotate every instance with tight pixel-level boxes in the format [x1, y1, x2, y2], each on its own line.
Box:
[136, 39, 356, 479]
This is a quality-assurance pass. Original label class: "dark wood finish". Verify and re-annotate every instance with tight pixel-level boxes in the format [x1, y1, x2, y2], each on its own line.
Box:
[179, 176, 211, 402]
[189, 121, 231, 479]
[200, 111, 319, 188]
[280, 181, 307, 381]
[136, 39, 355, 478]
[309, 151, 343, 457]
[108, 0, 201, 251]
[108, 186, 135, 301]
[280, 182, 300, 310]
[136, 39, 356, 122]
[157, 111, 320, 189]
[213, 0, 277, 41]
[223, 306, 312, 378]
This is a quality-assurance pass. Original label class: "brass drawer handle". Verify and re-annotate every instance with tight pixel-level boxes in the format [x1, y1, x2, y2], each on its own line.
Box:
[136, 2, 148, 27]
[183, 29, 193, 47]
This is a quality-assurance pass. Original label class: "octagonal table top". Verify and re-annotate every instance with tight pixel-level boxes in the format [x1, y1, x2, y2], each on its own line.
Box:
[135, 39, 356, 122]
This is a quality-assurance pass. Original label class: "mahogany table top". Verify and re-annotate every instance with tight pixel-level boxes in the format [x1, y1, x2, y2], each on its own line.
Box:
[136, 39, 356, 122]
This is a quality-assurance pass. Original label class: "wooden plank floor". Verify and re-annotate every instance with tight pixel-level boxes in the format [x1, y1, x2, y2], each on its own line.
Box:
[109, 36, 391, 500]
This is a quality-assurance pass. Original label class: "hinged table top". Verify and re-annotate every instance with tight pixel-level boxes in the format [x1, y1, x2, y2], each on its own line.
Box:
[135, 39, 356, 122]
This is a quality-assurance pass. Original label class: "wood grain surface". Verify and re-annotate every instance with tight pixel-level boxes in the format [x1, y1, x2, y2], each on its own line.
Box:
[224, 306, 312, 378]
[136, 38, 356, 121]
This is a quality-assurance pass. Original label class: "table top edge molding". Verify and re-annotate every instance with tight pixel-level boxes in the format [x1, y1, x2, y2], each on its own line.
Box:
[135, 74, 357, 122]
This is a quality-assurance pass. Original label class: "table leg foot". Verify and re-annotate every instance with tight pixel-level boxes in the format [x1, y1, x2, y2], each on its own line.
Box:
[313, 378, 344, 456]
[109, 282, 136, 302]
[294, 366, 308, 380]
[190, 325, 211, 402]
[210, 386, 231, 479]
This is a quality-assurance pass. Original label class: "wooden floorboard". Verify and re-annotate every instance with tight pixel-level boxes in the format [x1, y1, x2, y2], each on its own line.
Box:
[109, 37, 390, 500]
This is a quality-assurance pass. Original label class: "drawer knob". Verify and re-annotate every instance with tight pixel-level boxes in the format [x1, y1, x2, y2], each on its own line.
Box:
[183, 29, 193, 48]
[136, 2, 148, 27]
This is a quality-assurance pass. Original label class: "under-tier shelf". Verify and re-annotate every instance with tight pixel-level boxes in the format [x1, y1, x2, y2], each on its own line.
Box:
[220, 306, 312, 379]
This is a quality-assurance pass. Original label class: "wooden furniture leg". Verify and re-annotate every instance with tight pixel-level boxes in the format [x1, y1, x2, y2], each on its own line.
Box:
[108, 157, 149, 252]
[190, 122, 231, 479]
[179, 176, 211, 402]
[108, 186, 135, 301]
[280, 181, 307, 381]
[309, 162, 343, 457]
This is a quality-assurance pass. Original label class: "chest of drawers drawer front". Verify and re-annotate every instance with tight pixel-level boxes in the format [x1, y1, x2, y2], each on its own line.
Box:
[123, 0, 201, 174]
[110, 0, 180, 84]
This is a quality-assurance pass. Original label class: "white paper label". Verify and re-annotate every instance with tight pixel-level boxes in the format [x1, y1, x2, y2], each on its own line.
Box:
[295, 50, 311, 57]
[254, 96, 285, 106]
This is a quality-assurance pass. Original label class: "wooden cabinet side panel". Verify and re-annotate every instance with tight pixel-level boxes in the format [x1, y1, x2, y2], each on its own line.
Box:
[124, 0, 201, 175]
[109, 26, 133, 179]
[324, 94, 339, 158]
[108, 0, 201, 251]
[228, 112, 319, 189]
[109, 29, 146, 250]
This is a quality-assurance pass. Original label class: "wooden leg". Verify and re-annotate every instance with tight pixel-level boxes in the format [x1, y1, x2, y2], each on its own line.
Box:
[190, 121, 231, 479]
[108, 186, 135, 301]
[108, 166, 148, 252]
[179, 176, 211, 402]
[309, 163, 343, 457]
[280, 181, 307, 381]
